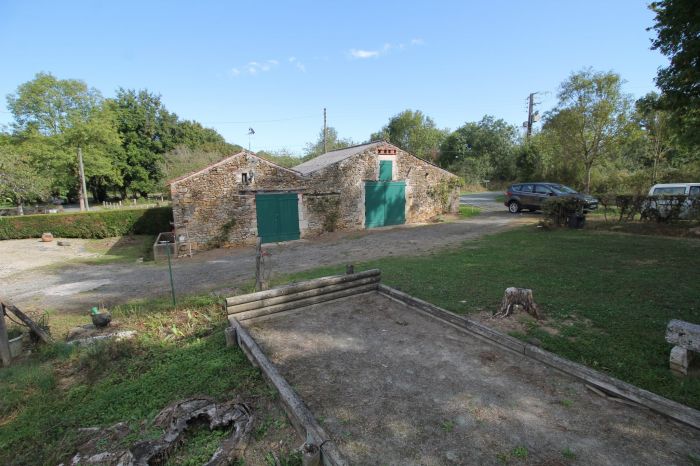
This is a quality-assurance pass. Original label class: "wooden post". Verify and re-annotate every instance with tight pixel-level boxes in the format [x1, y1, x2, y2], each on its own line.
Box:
[0, 303, 11, 367]
[3, 303, 53, 343]
[255, 238, 263, 292]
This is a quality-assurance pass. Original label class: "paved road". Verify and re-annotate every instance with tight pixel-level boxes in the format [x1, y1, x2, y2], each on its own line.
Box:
[460, 191, 506, 213]
[2, 212, 535, 314]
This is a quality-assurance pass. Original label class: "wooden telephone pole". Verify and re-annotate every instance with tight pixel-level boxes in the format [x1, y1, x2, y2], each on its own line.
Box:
[78, 146, 89, 211]
[323, 108, 327, 154]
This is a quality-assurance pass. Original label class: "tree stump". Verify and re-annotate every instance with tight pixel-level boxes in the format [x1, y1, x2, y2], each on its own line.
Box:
[494, 287, 541, 319]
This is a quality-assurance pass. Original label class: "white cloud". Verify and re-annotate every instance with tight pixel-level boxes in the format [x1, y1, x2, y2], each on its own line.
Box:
[349, 39, 423, 60]
[350, 49, 380, 59]
[288, 56, 306, 72]
[229, 68, 241, 76]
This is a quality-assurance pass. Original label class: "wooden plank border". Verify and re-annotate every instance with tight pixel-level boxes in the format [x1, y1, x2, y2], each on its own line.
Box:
[378, 284, 700, 430]
[229, 317, 348, 466]
[226, 269, 380, 308]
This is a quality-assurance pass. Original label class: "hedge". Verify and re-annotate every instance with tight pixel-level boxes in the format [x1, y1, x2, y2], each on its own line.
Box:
[0, 207, 173, 239]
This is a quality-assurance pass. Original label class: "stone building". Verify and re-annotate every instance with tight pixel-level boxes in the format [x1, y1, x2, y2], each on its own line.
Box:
[169, 142, 461, 250]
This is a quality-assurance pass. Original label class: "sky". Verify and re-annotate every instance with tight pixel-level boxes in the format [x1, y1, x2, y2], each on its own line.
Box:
[0, 0, 667, 155]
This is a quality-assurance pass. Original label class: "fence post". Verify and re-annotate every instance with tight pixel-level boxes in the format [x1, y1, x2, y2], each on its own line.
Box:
[0, 303, 12, 367]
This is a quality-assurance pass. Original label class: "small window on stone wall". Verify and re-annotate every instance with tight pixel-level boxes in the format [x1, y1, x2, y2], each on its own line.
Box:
[241, 173, 248, 184]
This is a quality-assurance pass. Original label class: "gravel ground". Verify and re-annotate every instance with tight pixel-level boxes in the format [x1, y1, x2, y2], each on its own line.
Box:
[0, 212, 533, 313]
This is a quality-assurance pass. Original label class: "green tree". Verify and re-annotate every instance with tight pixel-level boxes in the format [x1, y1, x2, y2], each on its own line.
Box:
[649, 0, 700, 148]
[439, 116, 519, 183]
[0, 141, 51, 214]
[6, 73, 122, 203]
[371, 110, 448, 160]
[110, 89, 179, 196]
[6, 72, 101, 136]
[541, 69, 632, 193]
[303, 127, 354, 158]
[634, 92, 675, 183]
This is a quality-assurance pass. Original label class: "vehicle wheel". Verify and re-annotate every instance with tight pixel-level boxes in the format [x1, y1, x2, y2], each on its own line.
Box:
[508, 201, 521, 213]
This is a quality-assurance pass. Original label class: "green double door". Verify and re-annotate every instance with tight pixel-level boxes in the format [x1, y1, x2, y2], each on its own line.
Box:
[365, 181, 406, 228]
[255, 193, 300, 243]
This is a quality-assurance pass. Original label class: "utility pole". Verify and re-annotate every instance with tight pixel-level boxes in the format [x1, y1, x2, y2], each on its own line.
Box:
[77, 146, 89, 211]
[527, 93, 534, 139]
[525, 92, 540, 139]
[323, 107, 327, 154]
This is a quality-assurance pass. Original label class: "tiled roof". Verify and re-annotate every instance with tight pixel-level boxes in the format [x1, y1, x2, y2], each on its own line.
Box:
[292, 141, 383, 175]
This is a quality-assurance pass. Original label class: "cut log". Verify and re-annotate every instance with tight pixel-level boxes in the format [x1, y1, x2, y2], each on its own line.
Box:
[3, 303, 53, 343]
[494, 287, 541, 319]
[227, 276, 380, 314]
[225, 269, 380, 307]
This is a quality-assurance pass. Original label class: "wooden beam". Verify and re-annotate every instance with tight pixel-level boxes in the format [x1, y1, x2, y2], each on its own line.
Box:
[233, 283, 379, 321]
[231, 318, 347, 465]
[225, 269, 380, 307]
[227, 276, 380, 314]
[3, 303, 53, 344]
[0, 303, 12, 367]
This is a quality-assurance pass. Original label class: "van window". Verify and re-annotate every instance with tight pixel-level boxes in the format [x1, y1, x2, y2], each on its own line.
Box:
[512, 185, 522, 192]
[653, 187, 686, 195]
[690, 186, 700, 197]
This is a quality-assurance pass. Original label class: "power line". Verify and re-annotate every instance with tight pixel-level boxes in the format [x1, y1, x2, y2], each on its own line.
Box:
[202, 114, 317, 125]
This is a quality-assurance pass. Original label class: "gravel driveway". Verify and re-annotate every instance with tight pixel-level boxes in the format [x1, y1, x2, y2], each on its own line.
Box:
[1, 212, 532, 313]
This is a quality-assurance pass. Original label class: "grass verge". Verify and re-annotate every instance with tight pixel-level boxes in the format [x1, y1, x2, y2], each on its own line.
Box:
[458, 205, 481, 218]
[0, 295, 300, 465]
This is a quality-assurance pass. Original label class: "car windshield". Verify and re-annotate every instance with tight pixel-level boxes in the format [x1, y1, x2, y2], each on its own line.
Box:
[549, 184, 577, 194]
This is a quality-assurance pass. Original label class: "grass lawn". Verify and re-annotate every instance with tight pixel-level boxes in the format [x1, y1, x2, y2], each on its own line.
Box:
[458, 205, 481, 218]
[279, 227, 700, 409]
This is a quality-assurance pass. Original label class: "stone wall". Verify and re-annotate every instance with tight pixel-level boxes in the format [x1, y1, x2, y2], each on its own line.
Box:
[170, 145, 461, 250]
[170, 152, 307, 249]
[306, 145, 460, 227]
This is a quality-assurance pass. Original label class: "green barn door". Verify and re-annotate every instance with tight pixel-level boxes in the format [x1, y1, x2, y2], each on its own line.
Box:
[256, 193, 300, 243]
[384, 182, 406, 226]
[365, 181, 405, 228]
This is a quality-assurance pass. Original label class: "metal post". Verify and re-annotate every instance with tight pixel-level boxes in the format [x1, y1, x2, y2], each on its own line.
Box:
[166, 246, 177, 306]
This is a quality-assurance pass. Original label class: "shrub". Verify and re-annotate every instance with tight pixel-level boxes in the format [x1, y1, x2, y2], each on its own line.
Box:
[0, 207, 172, 239]
[542, 196, 587, 227]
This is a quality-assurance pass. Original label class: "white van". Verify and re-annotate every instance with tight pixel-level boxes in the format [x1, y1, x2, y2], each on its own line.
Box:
[646, 183, 700, 220]
[648, 183, 700, 197]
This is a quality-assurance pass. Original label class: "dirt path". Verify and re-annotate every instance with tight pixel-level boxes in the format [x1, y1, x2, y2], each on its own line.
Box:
[0, 213, 532, 313]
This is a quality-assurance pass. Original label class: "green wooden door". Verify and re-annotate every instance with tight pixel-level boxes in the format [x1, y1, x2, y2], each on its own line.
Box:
[365, 181, 405, 228]
[379, 160, 393, 181]
[256, 193, 300, 243]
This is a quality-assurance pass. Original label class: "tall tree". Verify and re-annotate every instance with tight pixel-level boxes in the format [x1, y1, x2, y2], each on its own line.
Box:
[542, 69, 632, 193]
[0, 141, 51, 214]
[6, 72, 101, 136]
[371, 110, 448, 160]
[649, 0, 700, 148]
[6, 72, 121, 203]
[438, 116, 519, 183]
[110, 89, 179, 196]
[635, 92, 675, 183]
[303, 127, 354, 158]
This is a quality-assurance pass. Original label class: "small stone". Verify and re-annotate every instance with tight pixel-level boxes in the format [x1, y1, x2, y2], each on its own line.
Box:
[57, 241, 71, 246]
